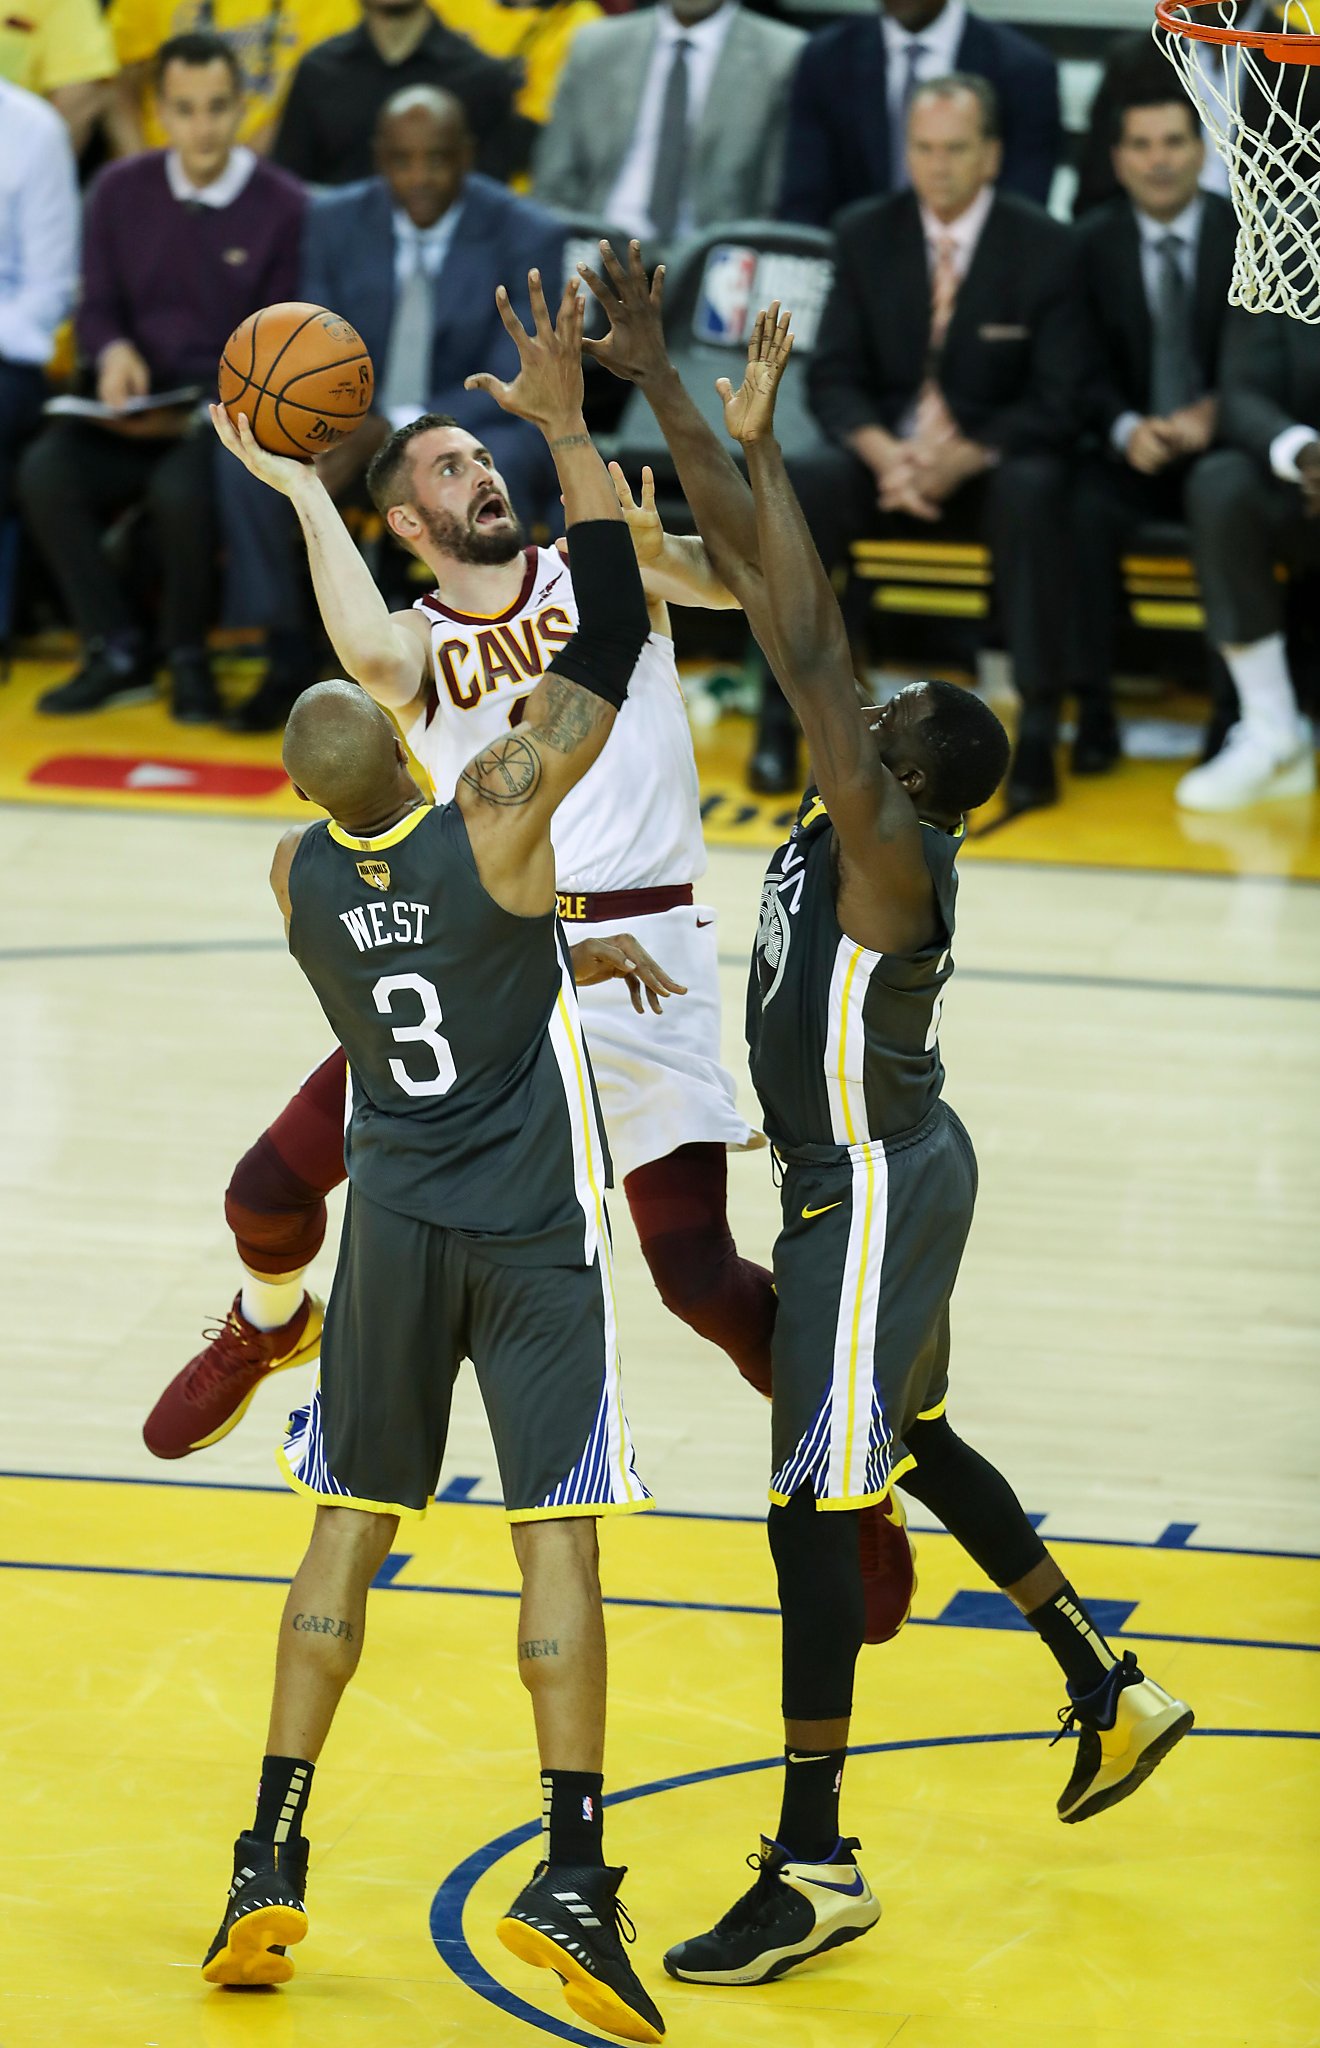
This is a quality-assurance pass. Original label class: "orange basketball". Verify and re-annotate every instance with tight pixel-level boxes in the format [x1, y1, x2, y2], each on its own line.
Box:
[218, 302, 374, 460]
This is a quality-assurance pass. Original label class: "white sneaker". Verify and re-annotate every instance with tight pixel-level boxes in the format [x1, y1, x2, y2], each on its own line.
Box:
[1175, 722, 1315, 812]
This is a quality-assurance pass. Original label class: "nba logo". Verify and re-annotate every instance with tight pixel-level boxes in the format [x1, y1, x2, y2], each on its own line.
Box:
[693, 247, 757, 345]
[581, 1794, 594, 1822]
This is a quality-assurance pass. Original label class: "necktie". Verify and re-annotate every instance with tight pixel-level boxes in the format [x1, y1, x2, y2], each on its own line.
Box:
[1149, 232, 1198, 417]
[382, 235, 434, 422]
[912, 234, 960, 443]
[647, 36, 692, 242]
[891, 39, 926, 190]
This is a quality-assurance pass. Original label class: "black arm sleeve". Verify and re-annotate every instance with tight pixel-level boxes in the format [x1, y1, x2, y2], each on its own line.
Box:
[549, 519, 651, 711]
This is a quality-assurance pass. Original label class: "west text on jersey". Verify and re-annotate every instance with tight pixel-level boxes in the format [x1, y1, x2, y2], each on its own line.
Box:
[338, 900, 431, 951]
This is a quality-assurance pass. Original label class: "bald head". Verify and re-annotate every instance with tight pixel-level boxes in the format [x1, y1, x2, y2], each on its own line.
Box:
[375, 86, 472, 226]
[282, 680, 412, 825]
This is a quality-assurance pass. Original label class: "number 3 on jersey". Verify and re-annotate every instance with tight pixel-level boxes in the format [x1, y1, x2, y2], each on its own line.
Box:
[372, 972, 457, 1098]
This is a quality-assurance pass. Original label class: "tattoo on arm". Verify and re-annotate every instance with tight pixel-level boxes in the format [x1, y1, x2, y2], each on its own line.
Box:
[549, 433, 590, 452]
[518, 1637, 560, 1660]
[291, 1612, 355, 1641]
[532, 675, 608, 756]
[460, 731, 544, 806]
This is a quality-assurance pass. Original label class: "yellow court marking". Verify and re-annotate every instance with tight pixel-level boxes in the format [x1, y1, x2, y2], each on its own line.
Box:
[0, 1474, 1316, 2048]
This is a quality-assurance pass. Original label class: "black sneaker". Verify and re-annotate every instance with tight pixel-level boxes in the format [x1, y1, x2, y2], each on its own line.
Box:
[170, 650, 220, 724]
[201, 1831, 309, 1986]
[1054, 1650, 1194, 1823]
[37, 642, 155, 715]
[1071, 704, 1121, 775]
[663, 1835, 880, 1986]
[497, 1862, 664, 2043]
[226, 660, 315, 733]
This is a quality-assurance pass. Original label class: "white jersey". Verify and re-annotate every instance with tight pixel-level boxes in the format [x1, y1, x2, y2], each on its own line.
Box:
[403, 545, 706, 894]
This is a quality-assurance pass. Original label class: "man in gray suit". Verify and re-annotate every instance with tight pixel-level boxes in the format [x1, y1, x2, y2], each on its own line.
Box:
[532, 0, 804, 255]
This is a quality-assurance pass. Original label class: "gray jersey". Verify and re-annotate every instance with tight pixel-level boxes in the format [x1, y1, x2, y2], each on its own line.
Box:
[746, 786, 960, 1158]
[287, 802, 611, 1266]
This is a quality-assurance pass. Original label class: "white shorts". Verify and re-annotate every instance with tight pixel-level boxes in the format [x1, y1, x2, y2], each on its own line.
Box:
[571, 901, 758, 1183]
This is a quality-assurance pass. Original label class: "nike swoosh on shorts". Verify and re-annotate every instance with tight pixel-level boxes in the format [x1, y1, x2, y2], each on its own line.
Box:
[801, 1201, 842, 1219]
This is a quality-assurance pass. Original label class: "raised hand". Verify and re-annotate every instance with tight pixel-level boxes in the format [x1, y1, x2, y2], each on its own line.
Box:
[608, 461, 664, 566]
[465, 271, 586, 433]
[579, 240, 672, 386]
[210, 401, 316, 498]
[715, 304, 794, 447]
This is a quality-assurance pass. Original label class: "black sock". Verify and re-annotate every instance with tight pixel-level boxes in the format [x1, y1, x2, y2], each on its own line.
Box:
[1025, 1582, 1119, 1696]
[776, 1748, 846, 1862]
[541, 1769, 604, 1867]
[251, 1754, 314, 1843]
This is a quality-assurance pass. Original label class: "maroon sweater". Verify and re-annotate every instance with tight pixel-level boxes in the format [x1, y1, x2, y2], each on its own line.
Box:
[78, 152, 306, 391]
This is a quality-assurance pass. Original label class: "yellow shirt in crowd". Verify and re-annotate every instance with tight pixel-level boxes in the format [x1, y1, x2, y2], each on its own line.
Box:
[108, 0, 357, 148]
[0, 0, 116, 92]
[431, 0, 600, 126]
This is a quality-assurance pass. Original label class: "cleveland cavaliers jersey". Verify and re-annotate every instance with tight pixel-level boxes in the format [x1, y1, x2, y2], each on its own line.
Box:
[401, 546, 706, 894]
[287, 802, 611, 1266]
[746, 787, 961, 1157]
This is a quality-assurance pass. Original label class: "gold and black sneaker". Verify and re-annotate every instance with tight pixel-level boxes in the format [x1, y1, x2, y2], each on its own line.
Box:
[498, 1862, 664, 2043]
[663, 1835, 880, 1986]
[1055, 1651, 1194, 1823]
[202, 1832, 309, 1986]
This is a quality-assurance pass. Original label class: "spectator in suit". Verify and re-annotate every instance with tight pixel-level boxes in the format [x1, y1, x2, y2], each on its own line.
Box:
[0, 82, 79, 527]
[1067, 91, 1235, 775]
[219, 84, 566, 730]
[272, 0, 525, 187]
[533, 0, 804, 256]
[751, 75, 1085, 806]
[779, 0, 1059, 230]
[0, 0, 117, 154]
[18, 33, 305, 723]
[1174, 311, 1318, 810]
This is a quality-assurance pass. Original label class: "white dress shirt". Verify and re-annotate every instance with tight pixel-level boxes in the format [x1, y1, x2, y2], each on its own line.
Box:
[393, 202, 466, 287]
[918, 180, 994, 288]
[1111, 195, 1203, 454]
[605, 0, 740, 240]
[0, 78, 79, 366]
[165, 145, 258, 210]
[884, 0, 966, 179]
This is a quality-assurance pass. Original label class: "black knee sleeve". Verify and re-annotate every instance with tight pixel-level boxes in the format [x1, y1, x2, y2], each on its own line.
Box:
[768, 1488, 865, 1721]
[900, 1415, 1046, 1588]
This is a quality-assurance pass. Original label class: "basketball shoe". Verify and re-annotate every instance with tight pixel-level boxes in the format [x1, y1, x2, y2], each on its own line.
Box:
[202, 1832, 309, 1986]
[859, 1489, 917, 1644]
[663, 1836, 880, 1985]
[143, 1292, 324, 1459]
[498, 1863, 665, 2043]
[1054, 1651, 1194, 1823]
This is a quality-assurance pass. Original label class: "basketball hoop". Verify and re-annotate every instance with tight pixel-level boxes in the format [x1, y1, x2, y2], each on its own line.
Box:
[1154, 1, 1320, 321]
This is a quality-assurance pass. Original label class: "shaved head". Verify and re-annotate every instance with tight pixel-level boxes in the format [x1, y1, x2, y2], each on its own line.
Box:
[282, 680, 408, 823]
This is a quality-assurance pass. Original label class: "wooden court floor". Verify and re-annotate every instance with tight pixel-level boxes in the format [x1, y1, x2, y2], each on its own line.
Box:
[1, 716, 1318, 2047]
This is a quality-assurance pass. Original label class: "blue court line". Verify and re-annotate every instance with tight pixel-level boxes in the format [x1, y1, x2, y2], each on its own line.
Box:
[0, 1554, 1314, 1657]
[3, 1468, 1316, 1565]
[428, 1726, 1319, 2048]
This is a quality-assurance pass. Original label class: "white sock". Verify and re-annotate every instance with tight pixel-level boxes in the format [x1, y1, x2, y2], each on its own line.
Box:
[1222, 634, 1301, 742]
[240, 1269, 306, 1332]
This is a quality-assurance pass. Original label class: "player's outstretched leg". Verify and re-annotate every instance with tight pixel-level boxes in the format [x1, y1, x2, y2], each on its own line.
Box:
[203, 1504, 396, 1986]
[497, 1516, 665, 2044]
[900, 1414, 1193, 1821]
[665, 1489, 881, 1986]
[144, 1054, 348, 1459]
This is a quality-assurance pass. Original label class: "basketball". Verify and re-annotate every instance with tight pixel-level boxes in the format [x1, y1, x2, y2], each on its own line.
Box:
[218, 302, 374, 460]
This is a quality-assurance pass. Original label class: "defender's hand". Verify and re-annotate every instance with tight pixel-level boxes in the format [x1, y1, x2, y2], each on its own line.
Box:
[609, 461, 664, 567]
[579, 240, 671, 386]
[464, 272, 585, 434]
[210, 402, 316, 498]
[715, 304, 794, 447]
[570, 932, 687, 1013]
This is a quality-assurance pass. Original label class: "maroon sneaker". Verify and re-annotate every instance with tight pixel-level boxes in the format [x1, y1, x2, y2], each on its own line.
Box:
[859, 1489, 917, 1645]
[143, 1293, 324, 1459]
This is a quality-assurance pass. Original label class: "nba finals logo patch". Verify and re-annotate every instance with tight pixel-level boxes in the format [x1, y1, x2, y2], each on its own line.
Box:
[357, 860, 390, 890]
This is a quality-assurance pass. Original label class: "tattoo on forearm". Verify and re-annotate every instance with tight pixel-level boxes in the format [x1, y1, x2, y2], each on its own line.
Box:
[549, 433, 590, 452]
[534, 675, 606, 755]
[460, 732, 543, 806]
[518, 1638, 560, 1660]
[292, 1612, 355, 1641]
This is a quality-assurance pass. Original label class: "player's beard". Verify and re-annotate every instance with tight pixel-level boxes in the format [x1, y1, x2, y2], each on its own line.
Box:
[417, 502, 526, 567]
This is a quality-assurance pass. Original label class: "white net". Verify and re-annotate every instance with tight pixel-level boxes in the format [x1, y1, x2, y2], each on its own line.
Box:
[1154, 0, 1320, 321]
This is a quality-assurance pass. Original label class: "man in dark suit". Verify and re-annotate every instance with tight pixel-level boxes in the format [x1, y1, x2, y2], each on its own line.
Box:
[779, 0, 1060, 229]
[220, 84, 565, 730]
[753, 74, 1084, 806]
[1174, 310, 1318, 810]
[1067, 90, 1235, 774]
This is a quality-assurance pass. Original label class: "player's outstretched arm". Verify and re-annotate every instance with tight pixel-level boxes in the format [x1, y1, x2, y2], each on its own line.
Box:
[608, 464, 739, 611]
[210, 405, 429, 711]
[727, 310, 935, 950]
[456, 271, 651, 918]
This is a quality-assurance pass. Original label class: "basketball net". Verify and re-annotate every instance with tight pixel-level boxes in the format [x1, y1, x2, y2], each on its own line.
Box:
[1154, 0, 1320, 321]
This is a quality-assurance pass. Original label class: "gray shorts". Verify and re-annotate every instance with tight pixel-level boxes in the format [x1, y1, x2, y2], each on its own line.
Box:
[769, 1103, 977, 1511]
[280, 1185, 652, 1520]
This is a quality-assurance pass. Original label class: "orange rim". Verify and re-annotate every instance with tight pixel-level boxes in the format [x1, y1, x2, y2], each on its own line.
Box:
[1154, 1, 1320, 61]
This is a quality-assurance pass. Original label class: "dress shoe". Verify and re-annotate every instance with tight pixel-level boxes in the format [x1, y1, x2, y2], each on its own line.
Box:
[1070, 704, 1120, 776]
[1005, 729, 1058, 811]
[37, 642, 154, 715]
[748, 723, 800, 796]
[170, 651, 221, 724]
